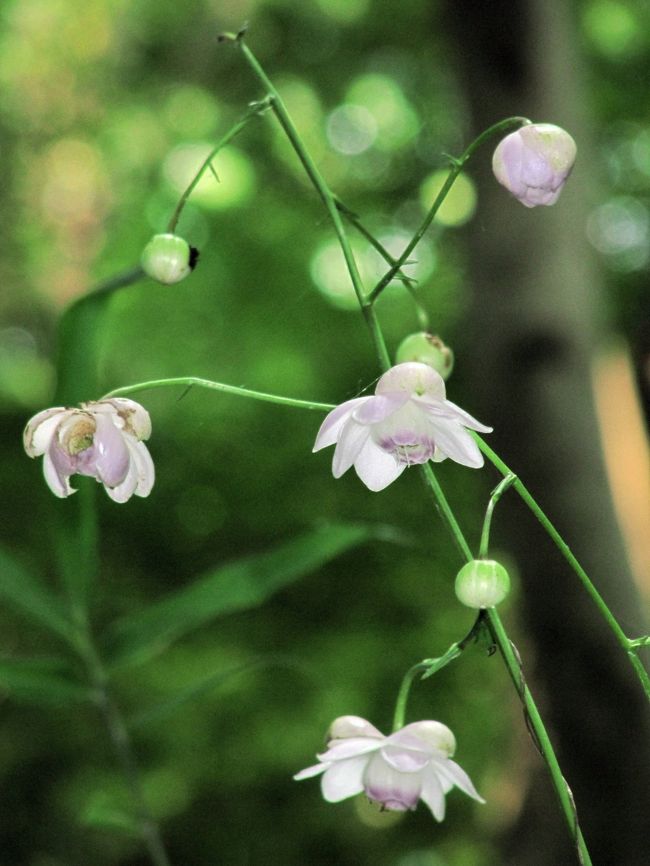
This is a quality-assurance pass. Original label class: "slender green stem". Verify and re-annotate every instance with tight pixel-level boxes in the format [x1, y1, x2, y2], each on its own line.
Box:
[485, 609, 592, 866]
[367, 116, 531, 305]
[102, 376, 335, 412]
[475, 433, 650, 700]
[167, 98, 271, 233]
[478, 473, 517, 558]
[75, 627, 171, 866]
[228, 35, 391, 371]
[420, 463, 473, 561]
[335, 198, 430, 329]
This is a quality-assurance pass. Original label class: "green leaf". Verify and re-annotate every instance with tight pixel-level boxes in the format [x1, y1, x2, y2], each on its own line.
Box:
[0, 656, 90, 706]
[129, 657, 279, 729]
[103, 522, 393, 667]
[80, 791, 140, 837]
[0, 546, 74, 642]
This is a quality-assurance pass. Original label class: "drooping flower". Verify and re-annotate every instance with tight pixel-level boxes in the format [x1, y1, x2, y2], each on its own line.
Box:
[313, 362, 491, 491]
[294, 715, 484, 821]
[23, 398, 154, 502]
[492, 123, 577, 208]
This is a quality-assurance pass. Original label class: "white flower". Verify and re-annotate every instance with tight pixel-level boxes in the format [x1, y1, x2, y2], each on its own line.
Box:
[294, 715, 484, 820]
[313, 362, 491, 491]
[23, 398, 155, 502]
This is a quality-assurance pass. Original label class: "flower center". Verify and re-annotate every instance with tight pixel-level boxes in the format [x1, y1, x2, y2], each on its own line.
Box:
[62, 418, 95, 455]
[371, 403, 435, 466]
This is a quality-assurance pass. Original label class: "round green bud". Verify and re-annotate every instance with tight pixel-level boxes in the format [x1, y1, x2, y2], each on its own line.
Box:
[141, 233, 199, 284]
[395, 332, 455, 380]
[455, 559, 510, 609]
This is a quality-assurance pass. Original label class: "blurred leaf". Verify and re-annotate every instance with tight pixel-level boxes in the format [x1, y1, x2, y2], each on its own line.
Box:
[54, 267, 143, 405]
[103, 523, 393, 667]
[129, 657, 288, 729]
[80, 791, 139, 836]
[0, 546, 74, 642]
[0, 656, 89, 706]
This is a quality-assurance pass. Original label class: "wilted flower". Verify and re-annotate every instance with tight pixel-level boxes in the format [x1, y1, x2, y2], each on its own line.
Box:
[24, 398, 154, 502]
[294, 715, 484, 820]
[313, 362, 491, 491]
[492, 123, 577, 207]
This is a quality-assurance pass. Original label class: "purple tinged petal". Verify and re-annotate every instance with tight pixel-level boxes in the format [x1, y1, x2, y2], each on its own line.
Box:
[328, 716, 384, 741]
[363, 752, 422, 810]
[352, 393, 409, 424]
[376, 363, 446, 400]
[91, 413, 131, 487]
[321, 755, 369, 802]
[313, 397, 369, 452]
[42, 451, 75, 498]
[332, 419, 371, 478]
[353, 438, 406, 492]
[380, 745, 430, 773]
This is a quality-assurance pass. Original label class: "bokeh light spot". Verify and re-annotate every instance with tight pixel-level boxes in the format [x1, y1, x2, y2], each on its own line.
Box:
[326, 104, 377, 155]
[345, 74, 419, 151]
[164, 143, 255, 209]
[419, 171, 477, 227]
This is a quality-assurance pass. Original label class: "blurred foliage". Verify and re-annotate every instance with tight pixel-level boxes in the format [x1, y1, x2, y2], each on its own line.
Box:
[0, 0, 649, 864]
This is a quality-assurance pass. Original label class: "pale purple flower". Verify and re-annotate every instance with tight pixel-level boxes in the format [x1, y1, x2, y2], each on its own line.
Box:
[492, 123, 577, 207]
[313, 362, 491, 491]
[23, 398, 154, 502]
[294, 715, 484, 820]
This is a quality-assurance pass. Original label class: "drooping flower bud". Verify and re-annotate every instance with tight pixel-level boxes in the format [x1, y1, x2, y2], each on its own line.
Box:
[455, 559, 510, 608]
[396, 332, 455, 381]
[492, 123, 577, 208]
[141, 233, 199, 284]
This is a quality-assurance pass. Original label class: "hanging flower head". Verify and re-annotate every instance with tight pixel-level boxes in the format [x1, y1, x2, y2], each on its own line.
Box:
[23, 398, 154, 502]
[492, 123, 577, 208]
[313, 362, 491, 491]
[294, 715, 484, 820]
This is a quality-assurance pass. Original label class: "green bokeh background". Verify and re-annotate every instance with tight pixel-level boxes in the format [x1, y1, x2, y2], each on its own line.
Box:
[1, 1, 649, 864]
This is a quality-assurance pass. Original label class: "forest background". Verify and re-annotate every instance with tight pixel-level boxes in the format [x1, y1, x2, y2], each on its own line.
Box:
[0, 1, 649, 865]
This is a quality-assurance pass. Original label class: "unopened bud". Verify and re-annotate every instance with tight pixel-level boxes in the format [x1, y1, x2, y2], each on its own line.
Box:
[492, 123, 576, 208]
[455, 559, 510, 609]
[141, 233, 199, 284]
[395, 333, 454, 381]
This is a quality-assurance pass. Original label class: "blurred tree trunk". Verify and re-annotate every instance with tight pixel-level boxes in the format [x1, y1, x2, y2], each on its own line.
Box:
[442, 1, 650, 864]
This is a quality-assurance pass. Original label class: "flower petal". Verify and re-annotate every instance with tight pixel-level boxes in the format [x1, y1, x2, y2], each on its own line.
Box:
[321, 754, 369, 802]
[363, 752, 422, 810]
[91, 413, 131, 487]
[332, 419, 371, 478]
[427, 419, 484, 468]
[353, 438, 406, 492]
[352, 393, 409, 425]
[318, 736, 384, 763]
[294, 762, 329, 781]
[414, 397, 492, 433]
[419, 766, 447, 821]
[23, 408, 68, 457]
[313, 397, 369, 452]
[380, 744, 430, 773]
[434, 758, 485, 803]
[42, 451, 75, 498]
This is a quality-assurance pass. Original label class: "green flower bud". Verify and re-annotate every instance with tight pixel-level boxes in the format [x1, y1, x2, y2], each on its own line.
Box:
[395, 332, 455, 380]
[455, 559, 510, 609]
[141, 233, 199, 284]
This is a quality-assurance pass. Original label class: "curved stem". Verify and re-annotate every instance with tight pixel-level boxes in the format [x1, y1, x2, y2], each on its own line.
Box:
[230, 36, 391, 371]
[75, 627, 171, 866]
[479, 473, 517, 558]
[368, 116, 531, 305]
[167, 98, 271, 233]
[102, 376, 335, 412]
[485, 609, 592, 866]
[475, 433, 650, 700]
